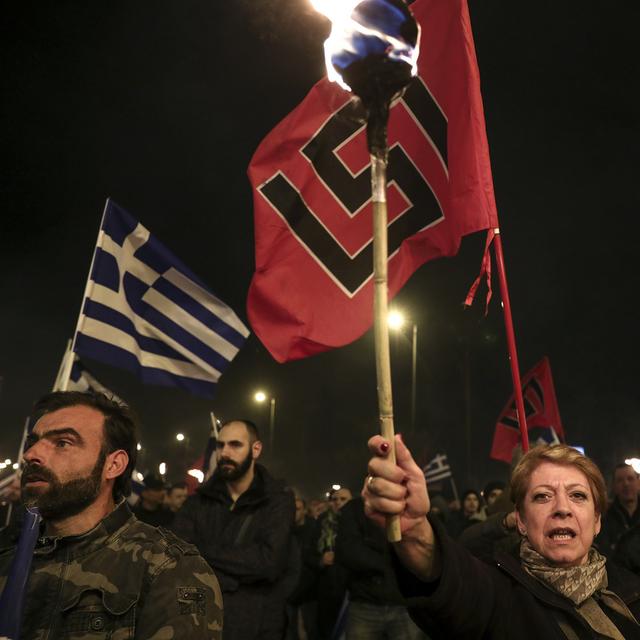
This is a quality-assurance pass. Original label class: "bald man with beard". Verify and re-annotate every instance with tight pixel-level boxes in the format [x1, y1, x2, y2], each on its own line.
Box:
[173, 419, 295, 640]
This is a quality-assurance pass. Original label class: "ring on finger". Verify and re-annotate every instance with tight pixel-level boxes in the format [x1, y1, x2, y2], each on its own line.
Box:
[367, 475, 375, 490]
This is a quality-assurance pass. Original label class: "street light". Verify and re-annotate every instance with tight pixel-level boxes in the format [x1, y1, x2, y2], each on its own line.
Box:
[158, 462, 166, 476]
[387, 310, 405, 330]
[176, 433, 185, 442]
[388, 309, 418, 434]
[254, 390, 276, 452]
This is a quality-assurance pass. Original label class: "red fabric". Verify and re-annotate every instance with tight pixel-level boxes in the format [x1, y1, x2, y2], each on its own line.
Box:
[464, 229, 495, 313]
[247, 0, 499, 362]
[490, 357, 565, 463]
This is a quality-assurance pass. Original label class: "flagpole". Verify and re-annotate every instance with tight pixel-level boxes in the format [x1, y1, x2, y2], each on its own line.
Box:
[450, 476, 460, 505]
[59, 199, 111, 392]
[493, 229, 529, 452]
[52, 339, 72, 392]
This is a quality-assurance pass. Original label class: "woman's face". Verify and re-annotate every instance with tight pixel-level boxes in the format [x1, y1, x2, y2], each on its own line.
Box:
[516, 461, 600, 567]
[463, 493, 479, 515]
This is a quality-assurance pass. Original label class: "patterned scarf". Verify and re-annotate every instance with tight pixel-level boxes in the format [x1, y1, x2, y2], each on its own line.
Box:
[520, 539, 638, 639]
[520, 539, 606, 605]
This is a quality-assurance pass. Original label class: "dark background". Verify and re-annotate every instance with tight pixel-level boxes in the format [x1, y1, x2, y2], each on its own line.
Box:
[1, 0, 638, 499]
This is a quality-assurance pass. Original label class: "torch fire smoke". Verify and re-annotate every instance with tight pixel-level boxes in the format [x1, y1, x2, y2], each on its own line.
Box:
[310, 0, 419, 157]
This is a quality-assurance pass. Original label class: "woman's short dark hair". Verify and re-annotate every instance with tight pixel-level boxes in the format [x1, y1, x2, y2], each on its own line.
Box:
[30, 390, 139, 500]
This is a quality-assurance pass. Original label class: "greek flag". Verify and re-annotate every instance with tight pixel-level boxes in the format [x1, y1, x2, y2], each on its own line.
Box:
[73, 200, 249, 397]
[423, 453, 452, 483]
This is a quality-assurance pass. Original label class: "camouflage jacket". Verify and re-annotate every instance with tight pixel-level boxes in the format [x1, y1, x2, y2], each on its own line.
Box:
[0, 501, 223, 640]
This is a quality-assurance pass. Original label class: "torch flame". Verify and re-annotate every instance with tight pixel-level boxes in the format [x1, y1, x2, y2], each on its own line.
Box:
[310, 0, 419, 92]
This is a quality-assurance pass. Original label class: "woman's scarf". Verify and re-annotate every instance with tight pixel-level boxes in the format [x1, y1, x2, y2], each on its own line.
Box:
[520, 539, 638, 640]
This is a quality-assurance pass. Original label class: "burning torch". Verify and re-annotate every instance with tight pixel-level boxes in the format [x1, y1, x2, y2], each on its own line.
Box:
[311, 0, 420, 541]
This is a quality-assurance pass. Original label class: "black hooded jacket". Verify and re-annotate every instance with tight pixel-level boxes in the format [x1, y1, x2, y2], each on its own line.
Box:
[172, 464, 295, 640]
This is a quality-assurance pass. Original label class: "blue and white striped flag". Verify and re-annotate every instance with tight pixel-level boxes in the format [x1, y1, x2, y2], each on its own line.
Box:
[72, 200, 249, 397]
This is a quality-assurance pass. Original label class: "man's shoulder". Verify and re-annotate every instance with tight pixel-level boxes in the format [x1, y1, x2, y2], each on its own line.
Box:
[73, 514, 211, 584]
[117, 515, 202, 560]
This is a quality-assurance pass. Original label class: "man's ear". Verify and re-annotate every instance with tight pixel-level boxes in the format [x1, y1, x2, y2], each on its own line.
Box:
[252, 440, 262, 460]
[105, 450, 129, 481]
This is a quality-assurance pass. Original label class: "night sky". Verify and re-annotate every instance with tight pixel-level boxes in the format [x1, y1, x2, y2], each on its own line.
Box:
[1, 1, 638, 500]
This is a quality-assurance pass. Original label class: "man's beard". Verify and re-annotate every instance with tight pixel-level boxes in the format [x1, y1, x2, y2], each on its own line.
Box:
[21, 447, 107, 521]
[216, 450, 253, 481]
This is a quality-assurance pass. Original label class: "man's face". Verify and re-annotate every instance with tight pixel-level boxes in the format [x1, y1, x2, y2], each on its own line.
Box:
[329, 488, 352, 513]
[22, 405, 109, 520]
[142, 487, 166, 509]
[295, 498, 306, 525]
[486, 488, 503, 507]
[463, 493, 480, 515]
[614, 466, 640, 503]
[308, 500, 327, 519]
[215, 422, 259, 482]
[166, 487, 188, 512]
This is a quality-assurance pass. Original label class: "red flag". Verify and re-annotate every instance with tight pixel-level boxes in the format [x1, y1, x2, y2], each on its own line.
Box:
[490, 357, 565, 463]
[247, 0, 499, 362]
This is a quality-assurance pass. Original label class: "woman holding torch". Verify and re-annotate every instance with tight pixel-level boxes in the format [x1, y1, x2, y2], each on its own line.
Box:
[363, 438, 640, 638]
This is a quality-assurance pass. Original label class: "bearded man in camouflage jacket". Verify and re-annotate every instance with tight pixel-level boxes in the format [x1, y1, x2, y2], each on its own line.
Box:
[0, 391, 223, 639]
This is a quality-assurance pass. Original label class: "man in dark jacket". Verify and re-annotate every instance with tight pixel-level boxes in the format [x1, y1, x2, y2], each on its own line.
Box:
[336, 496, 423, 638]
[599, 463, 640, 557]
[132, 473, 174, 527]
[173, 419, 295, 640]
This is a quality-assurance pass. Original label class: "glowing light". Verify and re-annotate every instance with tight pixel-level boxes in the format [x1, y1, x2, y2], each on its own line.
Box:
[332, 484, 341, 490]
[12, 463, 19, 470]
[159, 462, 166, 476]
[176, 433, 185, 442]
[626, 458, 640, 474]
[310, 0, 419, 91]
[136, 472, 144, 481]
[254, 391, 267, 403]
[0, 463, 6, 470]
[188, 469, 205, 483]
[136, 443, 142, 451]
[4, 459, 11, 465]
[387, 309, 405, 330]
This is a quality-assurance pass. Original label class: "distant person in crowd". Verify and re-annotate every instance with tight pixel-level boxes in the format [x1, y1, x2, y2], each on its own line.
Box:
[364, 437, 640, 638]
[287, 497, 320, 640]
[0, 391, 222, 638]
[165, 481, 189, 513]
[336, 495, 424, 639]
[0, 473, 25, 547]
[314, 486, 352, 639]
[447, 488, 484, 538]
[459, 486, 520, 563]
[482, 480, 506, 514]
[427, 493, 450, 527]
[598, 462, 640, 557]
[133, 473, 174, 527]
[173, 419, 295, 640]
[308, 498, 329, 520]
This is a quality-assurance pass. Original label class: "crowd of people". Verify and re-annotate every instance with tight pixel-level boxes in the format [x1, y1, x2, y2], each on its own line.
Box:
[1, 390, 640, 638]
